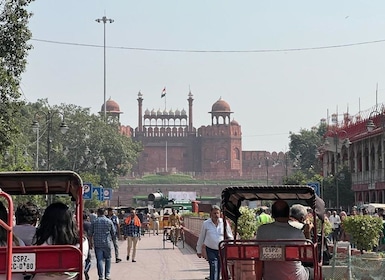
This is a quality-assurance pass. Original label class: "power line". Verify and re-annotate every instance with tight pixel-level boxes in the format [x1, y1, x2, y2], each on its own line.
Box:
[31, 38, 385, 53]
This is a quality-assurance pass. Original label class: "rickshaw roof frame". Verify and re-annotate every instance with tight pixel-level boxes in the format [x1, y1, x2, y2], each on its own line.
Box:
[221, 185, 325, 224]
[0, 171, 83, 201]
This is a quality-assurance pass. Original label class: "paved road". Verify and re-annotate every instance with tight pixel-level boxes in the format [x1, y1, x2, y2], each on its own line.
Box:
[87, 232, 209, 280]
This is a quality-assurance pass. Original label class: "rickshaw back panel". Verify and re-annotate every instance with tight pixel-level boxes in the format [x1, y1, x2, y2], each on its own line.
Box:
[0, 245, 82, 273]
[220, 185, 325, 280]
[0, 171, 84, 280]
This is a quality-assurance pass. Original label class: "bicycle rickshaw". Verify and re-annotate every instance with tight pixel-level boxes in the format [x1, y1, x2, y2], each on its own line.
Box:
[162, 225, 185, 249]
[0, 171, 85, 280]
[219, 185, 326, 280]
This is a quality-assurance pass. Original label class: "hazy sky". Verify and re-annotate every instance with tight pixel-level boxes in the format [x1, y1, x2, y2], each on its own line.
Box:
[21, 1, 385, 152]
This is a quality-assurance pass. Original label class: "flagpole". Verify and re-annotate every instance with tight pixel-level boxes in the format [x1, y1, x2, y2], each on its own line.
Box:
[164, 94, 167, 111]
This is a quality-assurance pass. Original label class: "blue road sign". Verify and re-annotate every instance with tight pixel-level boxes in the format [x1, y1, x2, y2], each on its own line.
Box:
[93, 186, 104, 201]
[83, 183, 92, 200]
[103, 188, 112, 200]
[307, 182, 320, 196]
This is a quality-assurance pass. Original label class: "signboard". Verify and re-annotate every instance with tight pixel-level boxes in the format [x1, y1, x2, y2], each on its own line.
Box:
[93, 186, 104, 201]
[82, 183, 92, 200]
[103, 188, 112, 200]
[307, 182, 320, 196]
[168, 191, 196, 201]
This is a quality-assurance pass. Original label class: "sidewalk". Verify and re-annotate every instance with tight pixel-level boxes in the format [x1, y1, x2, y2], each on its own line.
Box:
[87, 232, 209, 280]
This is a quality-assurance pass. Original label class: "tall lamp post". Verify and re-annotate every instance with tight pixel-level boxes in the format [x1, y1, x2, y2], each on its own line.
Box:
[324, 130, 350, 209]
[95, 15, 114, 122]
[31, 111, 69, 171]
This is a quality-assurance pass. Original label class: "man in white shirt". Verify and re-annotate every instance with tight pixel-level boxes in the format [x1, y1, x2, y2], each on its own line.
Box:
[257, 200, 313, 280]
[329, 211, 341, 243]
[196, 205, 234, 280]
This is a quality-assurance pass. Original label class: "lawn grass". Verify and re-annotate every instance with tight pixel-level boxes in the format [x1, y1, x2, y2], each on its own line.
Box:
[119, 173, 264, 185]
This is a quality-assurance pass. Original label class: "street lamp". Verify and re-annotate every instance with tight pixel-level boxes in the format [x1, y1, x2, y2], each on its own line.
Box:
[324, 130, 351, 209]
[31, 111, 69, 171]
[95, 15, 114, 122]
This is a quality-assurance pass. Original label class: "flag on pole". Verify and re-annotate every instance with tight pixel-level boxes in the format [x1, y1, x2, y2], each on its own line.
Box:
[161, 87, 166, 98]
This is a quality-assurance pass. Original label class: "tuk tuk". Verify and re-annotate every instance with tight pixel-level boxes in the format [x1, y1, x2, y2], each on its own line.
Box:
[219, 185, 326, 280]
[0, 171, 85, 280]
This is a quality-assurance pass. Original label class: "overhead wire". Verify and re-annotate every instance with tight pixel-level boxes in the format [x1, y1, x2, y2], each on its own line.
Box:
[31, 38, 385, 53]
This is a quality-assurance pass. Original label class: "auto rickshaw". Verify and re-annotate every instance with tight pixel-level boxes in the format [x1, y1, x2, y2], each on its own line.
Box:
[219, 185, 326, 280]
[0, 171, 85, 280]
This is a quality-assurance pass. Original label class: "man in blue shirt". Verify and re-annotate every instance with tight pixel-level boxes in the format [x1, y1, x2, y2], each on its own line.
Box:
[90, 208, 116, 280]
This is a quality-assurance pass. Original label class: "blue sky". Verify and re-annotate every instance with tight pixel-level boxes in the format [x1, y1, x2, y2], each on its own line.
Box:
[21, 0, 385, 152]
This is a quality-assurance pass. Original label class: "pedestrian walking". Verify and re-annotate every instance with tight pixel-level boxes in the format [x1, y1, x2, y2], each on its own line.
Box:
[329, 211, 341, 243]
[106, 207, 122, 263]
[196, 205, 234, 280]
[123, 209, 141, 262]
[90, 208, 116, 280]
[83, 213, 92, 280]
[89, 209, 97, 223]
[151, 209, 160, 235]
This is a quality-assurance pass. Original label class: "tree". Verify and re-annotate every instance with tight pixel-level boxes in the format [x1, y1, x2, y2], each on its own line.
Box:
[22, 101, 142, 189]
[289, 128, 323, 175]
[0, 0, 33, 152]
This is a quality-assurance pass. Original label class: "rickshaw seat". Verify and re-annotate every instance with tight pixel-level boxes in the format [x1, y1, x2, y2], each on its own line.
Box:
[0, 245, 83, 275]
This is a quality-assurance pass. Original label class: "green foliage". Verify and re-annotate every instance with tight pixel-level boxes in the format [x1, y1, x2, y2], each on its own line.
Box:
[237, 206, 257, 239]
[343, 215, 383, 252]
[283, 170, 308, 185]
[323, 218, 332, 236]
[0, 0, 33, 152]
[289, 128, 323, 175]
[322, 165, 354, 209]
[84, 193, 104, 210]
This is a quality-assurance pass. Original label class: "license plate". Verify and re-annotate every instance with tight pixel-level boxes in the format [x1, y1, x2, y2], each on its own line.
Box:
[12, 253, 36, 272]
[260, 246, 284, 261]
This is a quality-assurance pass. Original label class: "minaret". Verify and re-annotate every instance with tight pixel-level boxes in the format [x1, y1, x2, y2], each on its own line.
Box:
[188, 90, 194, 132]
[137, 91, 143, 133]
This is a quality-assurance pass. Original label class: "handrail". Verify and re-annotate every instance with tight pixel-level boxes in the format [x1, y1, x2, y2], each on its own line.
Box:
[0, 189, 14, 280]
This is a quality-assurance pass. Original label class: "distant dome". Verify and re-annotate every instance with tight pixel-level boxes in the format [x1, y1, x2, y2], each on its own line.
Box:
[211, 97, 231, 112]
[169, 109, 174, 116]
[163, 109, 168, 115]
[157, 108, 162, 115]
[230, 119, 239, 125]
[101, 98, 122, 113]
[181, 109, 187, 116]
[151, 109, 156, 116]
[144, 108, 150, 115]
[175, 109, 181, 116]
